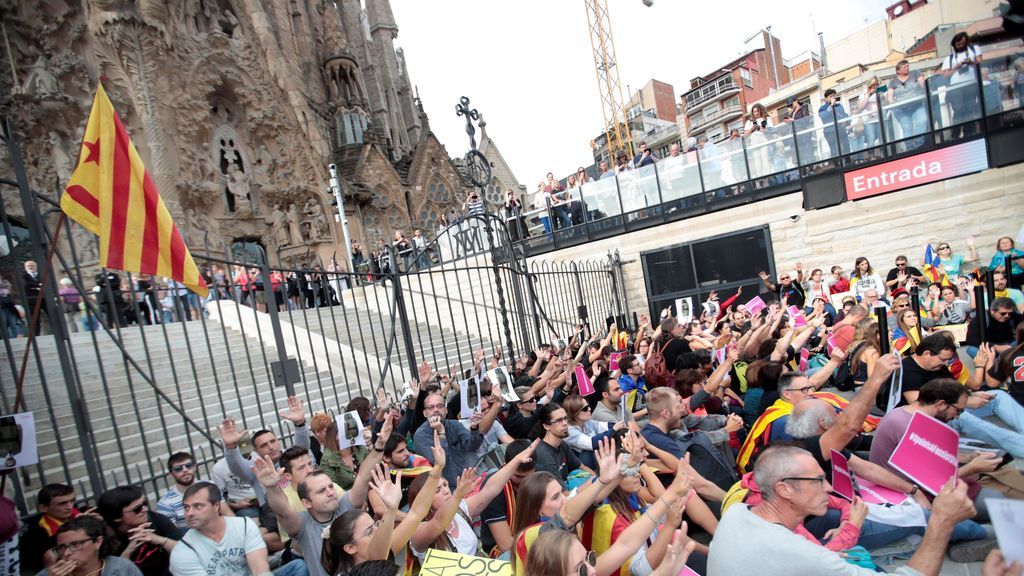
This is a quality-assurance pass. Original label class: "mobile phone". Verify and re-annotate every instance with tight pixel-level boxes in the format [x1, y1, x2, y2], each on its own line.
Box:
[996, 453, 1014, 469]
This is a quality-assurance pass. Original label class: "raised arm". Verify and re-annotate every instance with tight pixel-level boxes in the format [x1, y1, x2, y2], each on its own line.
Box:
[466, 440, 539, 517]
[218, 419, 256, 484]
[390, 431, 445, 554]
[819, 354, 898, 456]
[364, 465, 401, 562]
[252, 455, 302, 537]
[808, 347, 846, 389]
[410, 467, 479, 551]
[560, 438, 623, 526]
[279, 396, 310, 450]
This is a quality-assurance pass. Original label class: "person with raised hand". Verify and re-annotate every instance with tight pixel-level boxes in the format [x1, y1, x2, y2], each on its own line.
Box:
[405, 439, 540, 567]
[384, 430, 445, 555]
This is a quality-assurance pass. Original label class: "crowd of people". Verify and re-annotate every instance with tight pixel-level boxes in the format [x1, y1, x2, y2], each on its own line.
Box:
[12, 230, 1024, 576]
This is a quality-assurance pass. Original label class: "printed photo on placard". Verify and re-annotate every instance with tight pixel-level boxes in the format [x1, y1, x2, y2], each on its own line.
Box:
[336, 411, 366, 450]
[886, 358, 904, 414]
[460, 378, 481, 418]
[487, 366, 518, 402]
[0, 412, 36, 470]
[674, 297, 694, 323]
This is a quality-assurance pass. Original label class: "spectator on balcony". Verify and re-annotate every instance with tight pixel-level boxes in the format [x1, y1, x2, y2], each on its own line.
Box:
[1014, 58, 1024, 109]
[939, 32, 983, 135]
[544, 172, 571, 229]
[851, 257, 885, 299]
[462, 190, 485, 218]
[744, 104, 773, 177]
[697, 136, 724, 190]
[534, 181, 552, 235]
[854, 77, 882, 150]
[783, 97, 814, 160]
[886, 59, 928, 149]
[598, 160, 615, 180]
[576, 166, 591, 185]
[504, 189, 528, 242]
[631, 140, 656, 169]
[615, 152, 631, 174]
[817, 89, 849, 157]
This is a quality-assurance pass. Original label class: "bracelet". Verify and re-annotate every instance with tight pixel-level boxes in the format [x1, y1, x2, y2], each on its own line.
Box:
[294, 420, 306, 428]
[596, 477, 610, 486]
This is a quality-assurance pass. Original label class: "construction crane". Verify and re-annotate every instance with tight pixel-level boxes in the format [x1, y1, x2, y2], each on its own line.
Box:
[584, 0, 650, 162]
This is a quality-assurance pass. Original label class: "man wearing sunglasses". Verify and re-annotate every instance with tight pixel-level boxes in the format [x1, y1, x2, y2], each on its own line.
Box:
[156, 452, 203, 528]
[965, 297, 1022, 353]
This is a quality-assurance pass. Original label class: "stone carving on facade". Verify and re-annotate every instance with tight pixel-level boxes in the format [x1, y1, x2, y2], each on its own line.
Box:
[227, 165, 253, 217]
[267, 204, 289, 247]
[302, 197, 329, 241]
[22, 56, 61, 98]
[286, 203, 305, 246]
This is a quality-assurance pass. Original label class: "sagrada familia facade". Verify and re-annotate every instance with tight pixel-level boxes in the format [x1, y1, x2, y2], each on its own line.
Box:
[0, 0, 524, 268]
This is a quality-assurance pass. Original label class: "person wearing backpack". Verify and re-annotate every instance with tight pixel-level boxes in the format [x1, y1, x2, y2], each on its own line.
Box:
[645, 317, 689, 388]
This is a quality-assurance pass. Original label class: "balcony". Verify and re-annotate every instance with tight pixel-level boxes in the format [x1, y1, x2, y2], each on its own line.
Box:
[684, 76, 741, 114]
[689, 103, 744, 131]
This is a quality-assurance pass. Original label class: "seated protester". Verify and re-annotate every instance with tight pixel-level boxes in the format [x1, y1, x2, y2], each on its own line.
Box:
[885, 293, 913, 332]
[640, 387, 738, 493]
[533, 402, 594, 487]
[654, 318, 690, 378]
[564, 394, 621, 470]
[840, 319, 881, 389]
[219, 395, 312, 506]
[861, 289, 888, 315]
[935, 240, 977, 281]
[891, 333, 1024, 457]
[829, 305, 868, 353]
[168, 483, 273, 576]
[707, 444, 985, 575]
[210, 438, 259, 518]
[253, 416, 388, 576]
[885, 255, 925, 297]
[850, 257, 885, 300]
[617, 355, 649, 421]
[580, 432, 711, 576]
[872, 378, 1019, 487]
[930, 283, 975, 327]
[411, 392, 485, 486]
[676, 346, 739, 417]
[326, 433, 448, 574]
[682, 320, 716, 352]
[459, 384, 514, 463]
[990, 235, 1024, 282]
[828, 265, 851, 295]
[987, 323, 1024, 406]
[404, 439, 539, 569]
[309, 411, 334, 465]
[525, 520, 697, 576]
[156, 452, 201, 529]
[966, 297, 1022, 352]
[318, 421, 366, 490]
[510, 439, 625, 575]
[38, 516, 142, 576]
[479, 440, 539, 559]
[366, 432, 433, 521]
[21, 483, 79, 574]
[501, 386, 540, 440]
[832, 296, 858, 326]
[591, 376, 634, 426]
[992, 270, 1024, 313]
[279, 445, 346, 515]
[758, 269, 805, 308]
[96, 485, 181, 576]
[892, 307, 925, 356]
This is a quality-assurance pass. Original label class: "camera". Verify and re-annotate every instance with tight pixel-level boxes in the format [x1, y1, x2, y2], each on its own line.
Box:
[328, 163, 338, 177]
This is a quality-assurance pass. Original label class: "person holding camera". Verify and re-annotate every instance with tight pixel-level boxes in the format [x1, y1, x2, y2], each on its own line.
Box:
[462, 189, 485, 218]
[503, 189, 528, 241]
[817, 88, 850, 157]
[940, 31, 983, 135]
[743, 104, 773, 177]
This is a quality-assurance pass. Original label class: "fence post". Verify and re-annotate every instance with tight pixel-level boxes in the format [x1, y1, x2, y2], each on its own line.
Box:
[483, 216, 517, 360]
[386, 247, 420, 379]
[2, 117, 106, 496]
[525, 265, 544, 348]
[260, 263, 298, 396]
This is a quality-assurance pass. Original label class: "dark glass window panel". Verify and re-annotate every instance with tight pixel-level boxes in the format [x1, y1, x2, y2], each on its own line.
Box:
[692, 230, 771, 286]
[645, 246, 696, 296]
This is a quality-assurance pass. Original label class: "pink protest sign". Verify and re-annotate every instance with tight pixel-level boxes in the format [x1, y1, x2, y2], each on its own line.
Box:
[826, 334, 841, 354]
[680, 566, 700, 576]
[857, 478, 910, 506]
[799, 348, 810, 371]
[744, 295, 767, 316]
[575, 364, 595, 396]
[788, 305, 808, 327]
[830, 450, 855, 501]
[609, 352, 623, 372]
[713, 347, 727, 365]
[887, 411, 959, 495]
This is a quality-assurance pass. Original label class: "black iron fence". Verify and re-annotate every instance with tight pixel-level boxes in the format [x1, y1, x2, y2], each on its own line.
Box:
[0, 120, 625, 513]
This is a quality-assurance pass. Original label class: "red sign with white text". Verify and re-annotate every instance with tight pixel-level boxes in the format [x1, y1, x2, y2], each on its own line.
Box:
[845, 139, 988, 200]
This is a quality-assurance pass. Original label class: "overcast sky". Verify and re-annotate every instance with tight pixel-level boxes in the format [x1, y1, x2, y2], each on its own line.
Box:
[391, 0, 894, 188]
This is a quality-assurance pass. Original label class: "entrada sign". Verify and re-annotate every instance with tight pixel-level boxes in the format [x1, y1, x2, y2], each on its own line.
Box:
[845, 139, 989, 200]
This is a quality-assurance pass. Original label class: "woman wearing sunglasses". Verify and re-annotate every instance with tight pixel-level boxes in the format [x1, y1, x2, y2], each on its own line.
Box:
[96, 486, 179, 576]
[934, 239, 977, 280]
[564, 394, 621, 470]
[40, 515, 142, 576]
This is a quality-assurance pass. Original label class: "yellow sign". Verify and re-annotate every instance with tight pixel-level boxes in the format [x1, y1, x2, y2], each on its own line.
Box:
[420, 549, 512, 576]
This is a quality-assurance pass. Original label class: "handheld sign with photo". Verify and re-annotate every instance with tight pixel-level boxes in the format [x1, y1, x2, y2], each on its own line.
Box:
[830, 450, 856, 501]
[829, 290, 856, 311]
[987, 498, 1024, 566]
[886, 356, 904, 414]
[787, 305, 808, 327]
[826, 334, 841, 355]
[744, 295, 767, 317]
[675, 297, 694, 323]
[336, 411, 366, 450]
[575, 364, 596, 396]
[887, 411, 959, 495]
[609, 352, 624, 372]
[460, 378, 481, 418]
[713, 347, 727, 366]
[0, 412, 37, 470]
[487, 366, 518, 402]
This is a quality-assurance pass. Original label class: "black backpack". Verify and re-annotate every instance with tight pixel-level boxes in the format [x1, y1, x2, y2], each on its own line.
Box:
[832, 341, 866, 392]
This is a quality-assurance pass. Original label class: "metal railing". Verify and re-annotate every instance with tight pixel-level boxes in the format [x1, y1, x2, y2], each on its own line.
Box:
[513, 58, 1024, 258]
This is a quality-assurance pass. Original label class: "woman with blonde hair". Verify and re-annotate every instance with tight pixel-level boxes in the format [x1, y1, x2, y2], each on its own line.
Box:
[847, 318, 881, 386]
[564, 394, 621, 469]
[855, 77, 883, 150]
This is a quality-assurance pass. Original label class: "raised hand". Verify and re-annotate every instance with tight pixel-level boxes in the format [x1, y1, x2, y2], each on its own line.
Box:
[409, 377, 421, 397]
[512, 439, 540, 467]
[758, 271, 769, 280]
[595, 437, 623, 486]
[370, 464, 403, 510]
[653, 528, 697, 576]
[217, 418, 247, 448]
[725, 414, 744, 433]
[430, 430, 446, 471]
[251, 454, 283, 488]
[279, 396, 306, 425]
[455, 467, 481, 498]
[667, 459, 693, 500]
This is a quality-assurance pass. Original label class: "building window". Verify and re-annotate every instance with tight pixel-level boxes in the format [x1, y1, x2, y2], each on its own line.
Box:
[740, 68, 752, 88]
[724, 95, 740, 109]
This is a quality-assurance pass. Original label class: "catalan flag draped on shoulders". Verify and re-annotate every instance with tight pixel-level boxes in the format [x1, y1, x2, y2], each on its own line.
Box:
[736, 392, 881, 473]
[921, 243, 952, 289]
[580, 500, 644, 576]
[61, 83, 207, 297]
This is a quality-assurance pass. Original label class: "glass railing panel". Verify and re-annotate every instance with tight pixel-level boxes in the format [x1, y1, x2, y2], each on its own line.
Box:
[699, 137, 747, 189]
[744, 124, 796, 179]
[657, 153, 703, 202]
[618, 162, 660, 213]
[791, 115, 829, 165]
[580, 176, 622, 222]
[927, 66, 982, 130]
[978, 59, 1019, 116]
[880, 77, 929, 153]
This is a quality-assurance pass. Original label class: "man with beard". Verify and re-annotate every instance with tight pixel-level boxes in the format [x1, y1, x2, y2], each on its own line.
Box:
[533, 403, 593, 487]
[170, 482, 271, 576]
[157, 452, 204, 529]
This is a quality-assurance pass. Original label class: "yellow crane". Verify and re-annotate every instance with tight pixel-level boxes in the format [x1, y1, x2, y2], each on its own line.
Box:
[584, 0, 647, 162]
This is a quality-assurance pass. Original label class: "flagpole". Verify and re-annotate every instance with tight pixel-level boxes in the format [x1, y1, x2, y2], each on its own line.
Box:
[13, 212, 65, 414]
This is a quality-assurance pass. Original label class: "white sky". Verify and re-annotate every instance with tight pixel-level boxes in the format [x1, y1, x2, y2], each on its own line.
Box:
[391, 0, 894, 187]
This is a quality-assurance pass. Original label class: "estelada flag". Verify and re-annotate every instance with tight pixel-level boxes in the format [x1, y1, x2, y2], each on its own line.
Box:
[61, 84, 207, 297]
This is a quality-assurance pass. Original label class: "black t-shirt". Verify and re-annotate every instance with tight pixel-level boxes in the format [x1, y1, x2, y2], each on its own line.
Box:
[534, 440, 581, 487]
[479, 474, 513, 553]
[800, 435, 852, 485]
[897, 355, 954, 408]
[885, 266, 924, 286]
[20, 515, 57, 574]
[990, 348, 1024, 406]
[663, 338, 691, 373]
[966, 312, 1023, 347]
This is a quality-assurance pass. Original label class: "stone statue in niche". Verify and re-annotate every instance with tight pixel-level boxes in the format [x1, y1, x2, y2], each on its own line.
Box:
[286, 203, 305, 246]
[302, 197, 328, 241]
[268, 204, 288, 247]
[227, 165, 252, 217]
[22, 56, 59, 98]
[48, 131, 75, 182]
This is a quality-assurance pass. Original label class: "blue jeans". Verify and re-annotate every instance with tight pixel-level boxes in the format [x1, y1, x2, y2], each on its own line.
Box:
[851, 515, 984, 550]
[274, 559, 307, 576]
[953, 390, 1024, 457]
[540, 215, 551, 234]
[891, 106, 928, 144]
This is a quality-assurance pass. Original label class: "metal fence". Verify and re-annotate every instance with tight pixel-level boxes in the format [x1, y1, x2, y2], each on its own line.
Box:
[0, 120, 626, 513]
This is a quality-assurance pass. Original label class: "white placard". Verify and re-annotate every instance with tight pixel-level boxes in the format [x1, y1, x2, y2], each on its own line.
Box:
[487, 366, 517, 402]
[335, 411, 365, 450]
[460, 378, 481, 418]
[988, 498, 1024, 566]
[674, 297, 693, 324]
[886, 357, 904, 414]
[0, 412, 37, 470]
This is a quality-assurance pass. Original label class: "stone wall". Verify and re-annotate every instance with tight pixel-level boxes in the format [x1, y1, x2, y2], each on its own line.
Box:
[532, 163, 1024, 312]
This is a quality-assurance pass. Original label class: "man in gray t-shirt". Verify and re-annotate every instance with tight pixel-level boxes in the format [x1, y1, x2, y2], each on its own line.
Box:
[169, 483, 268, 576]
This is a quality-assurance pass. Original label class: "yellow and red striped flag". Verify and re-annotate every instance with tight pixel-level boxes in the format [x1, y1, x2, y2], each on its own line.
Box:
[61, 84, 207, 297]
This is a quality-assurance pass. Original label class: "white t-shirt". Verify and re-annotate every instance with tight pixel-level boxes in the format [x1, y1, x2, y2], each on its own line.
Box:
[169, 517, 265, 576]
[210, 458, 257, 502]
[411, 501, 478, 560]
[744, 118, 773, 133]
[943, 46, 982, 84]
